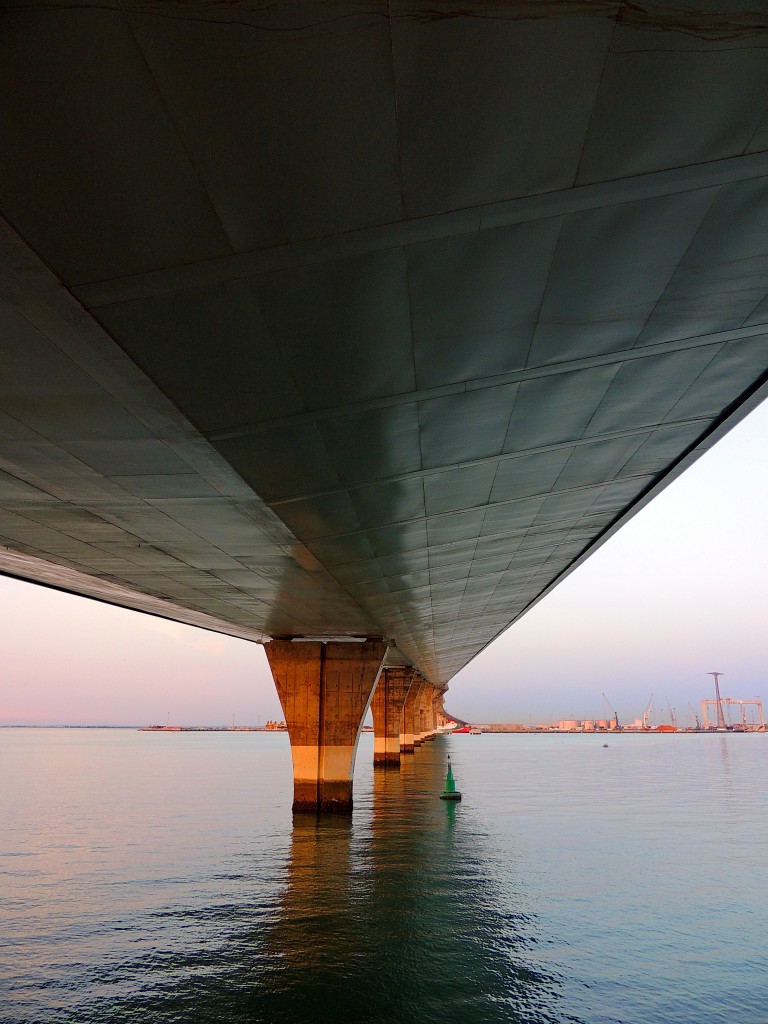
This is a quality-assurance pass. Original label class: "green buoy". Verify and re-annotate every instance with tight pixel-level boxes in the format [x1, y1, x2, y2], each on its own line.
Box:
[440, 757, 462, 801]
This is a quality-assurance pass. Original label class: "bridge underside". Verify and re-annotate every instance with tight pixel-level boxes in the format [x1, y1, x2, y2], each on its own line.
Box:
[2, 2, 768, 805]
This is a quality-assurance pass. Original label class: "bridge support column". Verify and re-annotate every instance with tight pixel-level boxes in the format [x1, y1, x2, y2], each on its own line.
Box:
[414, 682, 433, 745]
[425, 689, 442, 739]
[434, 693, 447, 732]
[371, 667, 415, 767]
[428, 688, 439, 738]
[400, 678, 424, 754]
[424, 693, 436, 740]
[265, 638, 387, 813]
[413, 688, 424, 746]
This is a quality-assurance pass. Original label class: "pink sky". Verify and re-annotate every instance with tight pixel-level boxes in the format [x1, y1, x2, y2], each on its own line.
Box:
[1, 584, 282, 727]
[3, 399, 768, 727]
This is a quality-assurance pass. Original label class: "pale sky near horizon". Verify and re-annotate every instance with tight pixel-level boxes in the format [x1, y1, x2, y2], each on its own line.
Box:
[3, 398, 768, 728]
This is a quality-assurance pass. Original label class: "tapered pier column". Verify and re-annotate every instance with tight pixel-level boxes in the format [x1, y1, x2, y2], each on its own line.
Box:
[425, 689, 443, 739]
[265, 638, 387, 813]
[415, 683, 434, 745]
[400, 678, 424, 754]
[424, 690, 437, 739]
[433, 692, 447, 732]
[371, 667, 415, 767]
[428, 688, 444, 737]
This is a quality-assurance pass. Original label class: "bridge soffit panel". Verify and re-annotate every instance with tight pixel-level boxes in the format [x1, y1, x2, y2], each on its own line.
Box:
[2, 4, 768, 683]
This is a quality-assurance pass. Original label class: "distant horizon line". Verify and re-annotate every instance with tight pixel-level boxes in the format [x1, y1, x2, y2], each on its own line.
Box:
[0, 723, 276, 730]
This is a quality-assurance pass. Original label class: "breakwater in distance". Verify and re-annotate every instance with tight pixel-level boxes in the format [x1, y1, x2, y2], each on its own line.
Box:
[138, 725, 286, 733]
[2, 729, 766, 1024]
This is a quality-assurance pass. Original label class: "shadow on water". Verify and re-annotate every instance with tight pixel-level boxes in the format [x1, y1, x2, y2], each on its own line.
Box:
[77, 741, 576, 1024]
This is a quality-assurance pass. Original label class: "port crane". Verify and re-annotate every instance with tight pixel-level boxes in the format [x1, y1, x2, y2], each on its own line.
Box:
[602, 692, 620, 731]
[642, 694, 654, 730]
[666, 698, 677, 730]
[707, 671, 727, 730]
[700, 697, 764, 730]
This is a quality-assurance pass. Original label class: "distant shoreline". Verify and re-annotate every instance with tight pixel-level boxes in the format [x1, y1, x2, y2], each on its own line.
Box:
[0, 724, 276, 731]
[2, 724, 764, 735]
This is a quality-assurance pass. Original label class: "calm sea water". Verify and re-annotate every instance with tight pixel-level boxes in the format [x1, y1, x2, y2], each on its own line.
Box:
[1, 728, 766, 1023]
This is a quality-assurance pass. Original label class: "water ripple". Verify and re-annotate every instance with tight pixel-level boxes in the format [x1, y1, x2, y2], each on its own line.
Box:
[1, 730, 766, 1023]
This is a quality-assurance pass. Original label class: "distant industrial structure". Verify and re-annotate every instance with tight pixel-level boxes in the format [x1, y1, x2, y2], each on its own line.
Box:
[461, 677, 766, 734]
[701, 697, 764, 731]
[545, 676, 766, 733]
[701, 672, 765, 731]
[459, 714, 766, 734]
[555, 719, 618, 732]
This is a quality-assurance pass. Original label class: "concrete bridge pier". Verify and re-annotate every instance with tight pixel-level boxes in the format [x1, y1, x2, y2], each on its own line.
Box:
[425, 690, 444, 739]
[434, 702, 447, 733]
[413, 686, 426, 746]
[414, 683, 436, 746]
[400, 678, 425, 755]
[265, 638, 387, 813]
[371, 667, 415, 768]
[429, 688, 441, 738]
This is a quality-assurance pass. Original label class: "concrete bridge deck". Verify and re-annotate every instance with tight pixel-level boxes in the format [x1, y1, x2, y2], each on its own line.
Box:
[2, 1, 768, 807]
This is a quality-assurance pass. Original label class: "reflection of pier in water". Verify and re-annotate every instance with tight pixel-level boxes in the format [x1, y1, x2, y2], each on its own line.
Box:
[254, 740, 574, 1023]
